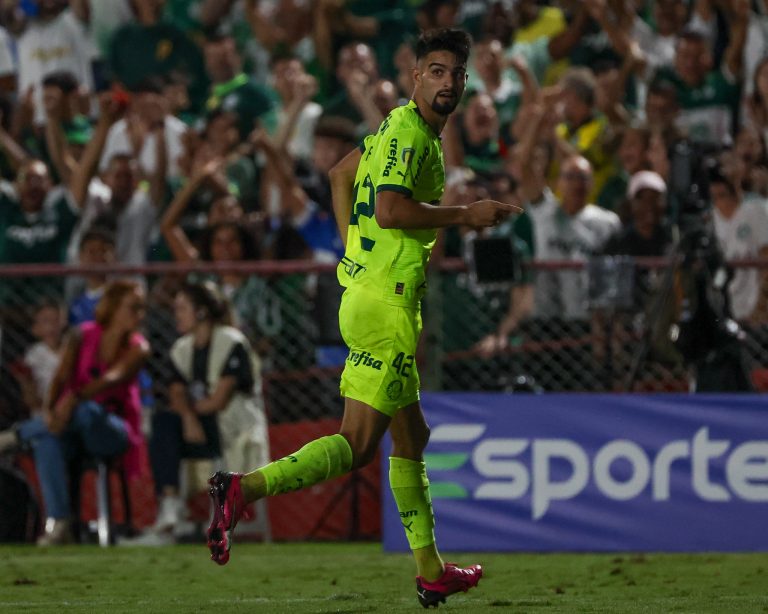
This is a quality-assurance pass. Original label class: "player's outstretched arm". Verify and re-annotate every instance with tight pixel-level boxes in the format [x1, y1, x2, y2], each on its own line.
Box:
[329, 147, 363, 248]
[376, 190, 521, 230]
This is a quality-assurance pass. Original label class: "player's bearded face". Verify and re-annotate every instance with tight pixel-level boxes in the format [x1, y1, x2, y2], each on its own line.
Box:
[430, 88, 461, 115]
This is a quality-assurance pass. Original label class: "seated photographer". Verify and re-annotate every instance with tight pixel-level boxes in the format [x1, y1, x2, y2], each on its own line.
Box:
[710, 168, 768, 322]
[142, 281, 268, 543]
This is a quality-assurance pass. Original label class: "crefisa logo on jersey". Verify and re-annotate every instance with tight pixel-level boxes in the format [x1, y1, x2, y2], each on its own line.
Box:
[426, 423, 768, 520]
[347, 350, 383, 370]
[382, 138, 399, 176]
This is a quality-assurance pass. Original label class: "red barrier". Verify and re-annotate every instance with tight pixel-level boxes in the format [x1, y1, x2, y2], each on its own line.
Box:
[266, 418, 381, 541]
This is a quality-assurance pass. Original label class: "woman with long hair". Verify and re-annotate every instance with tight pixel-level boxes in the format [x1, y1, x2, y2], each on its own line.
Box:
[141, 281, 268, 542]
[6, 280, 150, 545]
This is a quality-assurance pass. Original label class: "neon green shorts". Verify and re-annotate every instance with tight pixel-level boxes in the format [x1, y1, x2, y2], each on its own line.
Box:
[338, 289, 421, 417]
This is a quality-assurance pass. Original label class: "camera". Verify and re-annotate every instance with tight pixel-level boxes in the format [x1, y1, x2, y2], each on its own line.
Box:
[661, 140, 751, 390]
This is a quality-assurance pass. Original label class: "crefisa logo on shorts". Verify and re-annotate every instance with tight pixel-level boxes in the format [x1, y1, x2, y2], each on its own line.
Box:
[347, 350, 383, 370]
[425, 423, 768, 520]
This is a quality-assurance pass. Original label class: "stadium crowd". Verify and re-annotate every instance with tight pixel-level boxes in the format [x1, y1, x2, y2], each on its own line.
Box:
[1, 0, 768, 542]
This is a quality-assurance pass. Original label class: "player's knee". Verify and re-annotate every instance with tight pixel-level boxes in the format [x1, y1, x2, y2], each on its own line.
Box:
[350, 442, 378, 469]
[339, 431, 378, 469]
[391, 423, 430, 459]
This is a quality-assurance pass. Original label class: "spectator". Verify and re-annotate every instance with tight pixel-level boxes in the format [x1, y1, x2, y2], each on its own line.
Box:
[203, 33, 275, 139]
[140, 280, 268, 543]
[159, 155, 287, 363]
[295, 115, 359, 216]
[554, 67, 617, 203]
[323, 41, 379, 135]
[747, 57, 768, 146]
[710, 168, 768, 321]
[253, 129, 343, 263]
[110, 0, 208, 112]
[99, 78, 186, 181]
[0, 22, 16, 93]
[270, 53, 322, 163]
[466, 6, 590, 129]
[73, 93, 164, 266]
[644, 78, 682, 136]
[1, 280, 149, 545]
[41, 70, 92, 184]
[603, 170, 672, 258]
[446, 91, 503, 174]
[598, 123, 653, 216]
[0, 159, 79, 266]
[68, 227, 116, 325]
[652, 3, 749, 145]
[9, 300, 65, 419]
[632, 0, 689, 75]
[528, 155, 621, 320]
[15, 0, 95, 126]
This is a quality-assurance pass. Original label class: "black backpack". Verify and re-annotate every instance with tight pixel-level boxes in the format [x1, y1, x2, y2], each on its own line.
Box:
[0, 460, 40, 543]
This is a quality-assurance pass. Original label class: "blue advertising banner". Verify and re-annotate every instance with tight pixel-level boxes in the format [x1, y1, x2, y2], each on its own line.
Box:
[382, 393, 768, 552]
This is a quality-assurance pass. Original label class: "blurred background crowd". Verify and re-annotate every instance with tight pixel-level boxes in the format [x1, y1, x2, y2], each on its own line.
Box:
[2, 0, 768, 541]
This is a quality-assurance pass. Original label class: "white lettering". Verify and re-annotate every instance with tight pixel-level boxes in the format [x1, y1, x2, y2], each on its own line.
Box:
[473, 439, 529, 500]
[532, 440, 589, 520]
[652, 440, 690, 500]
[726, 442, 768, 501]
[593, 441, 650, 500]
[692, 427, 731, 501]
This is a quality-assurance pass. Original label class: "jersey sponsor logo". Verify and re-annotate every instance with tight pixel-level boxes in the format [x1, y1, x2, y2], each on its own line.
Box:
[6, 224, 58, 247]
[395, 282, 405, 295]
[426, 424, 768, 520]
[348, 350, 383, 370]
[382, 137, 399, 177]
[340, 256, 366, 279]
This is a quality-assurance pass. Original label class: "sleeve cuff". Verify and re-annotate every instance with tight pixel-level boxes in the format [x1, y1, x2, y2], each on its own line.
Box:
[376, 184, 413, 198]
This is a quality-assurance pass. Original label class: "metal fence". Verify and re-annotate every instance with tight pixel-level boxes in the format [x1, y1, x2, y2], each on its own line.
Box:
[2, 257, 768, 423]
[2, 257, 767, 536]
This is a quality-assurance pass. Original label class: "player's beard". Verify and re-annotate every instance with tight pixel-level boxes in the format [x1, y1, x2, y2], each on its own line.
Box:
[430, 91, 460, 115]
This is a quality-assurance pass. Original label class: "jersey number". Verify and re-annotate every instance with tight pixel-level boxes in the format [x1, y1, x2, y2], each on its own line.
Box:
[392, 352, 414, 378]
[350, 174, 376, 252]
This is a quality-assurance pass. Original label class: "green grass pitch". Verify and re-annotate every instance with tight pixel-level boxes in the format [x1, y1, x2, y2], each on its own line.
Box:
[2, 543, 768, 613]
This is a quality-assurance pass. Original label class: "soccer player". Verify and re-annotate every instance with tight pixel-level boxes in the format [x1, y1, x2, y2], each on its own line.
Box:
[207, 28, 519, 608]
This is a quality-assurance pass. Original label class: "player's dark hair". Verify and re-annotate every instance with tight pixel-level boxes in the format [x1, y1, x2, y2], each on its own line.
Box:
[415, 28, 471, 66]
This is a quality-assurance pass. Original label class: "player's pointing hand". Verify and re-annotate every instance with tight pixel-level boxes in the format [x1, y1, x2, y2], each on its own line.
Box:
[464, 200, 523, 228]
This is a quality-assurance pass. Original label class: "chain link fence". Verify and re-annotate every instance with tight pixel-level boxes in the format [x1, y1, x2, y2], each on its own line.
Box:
[1, 257, 767, 538]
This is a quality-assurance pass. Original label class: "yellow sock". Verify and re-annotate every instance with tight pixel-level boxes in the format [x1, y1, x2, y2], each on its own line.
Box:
[389, 456, 444, 580]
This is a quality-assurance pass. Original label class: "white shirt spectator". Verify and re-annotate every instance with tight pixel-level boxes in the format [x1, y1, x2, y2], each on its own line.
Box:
[23, 341, 60, 416]
[70, 178, 157, 265]
[85, 0, 133, 59]
[527, 188, 621, 319]
[713, 198, 768, 319]
[279, 101, 322, 162]
[0, 25, 15, 78]
[16, 10, 95, 125]
[100, 115, 187, 180]
[632, 18, 677, 77]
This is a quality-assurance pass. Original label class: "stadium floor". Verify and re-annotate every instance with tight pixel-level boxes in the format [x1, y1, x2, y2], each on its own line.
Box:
[1, 542, 767, 612]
